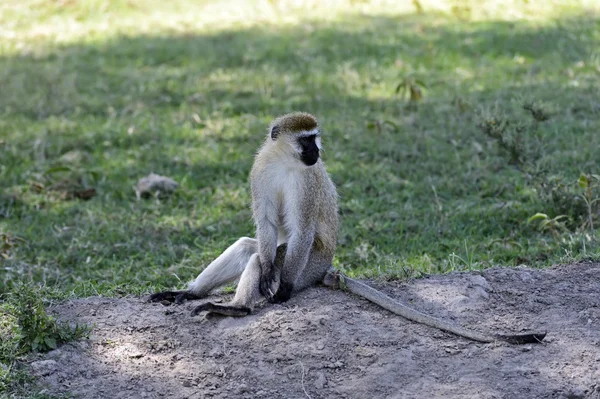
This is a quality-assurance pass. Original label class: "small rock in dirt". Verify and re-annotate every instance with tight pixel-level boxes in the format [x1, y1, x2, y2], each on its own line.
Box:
[564, 387, 586, 399]
[449, 295, 470, 311]
[469, 275, 491, 290]
[30, 360, 58, 376]
[314, 372, 327, 389]
[444, 347, 462, 355]
[129, 349, 145, 358]
[235, 384, 249, 394]
[520, 345, 532, 352]
[517, 270, 534, 283]
[46, 349, 63, 359]
[209, 347, 224, 358]
[135, 173, 179, 199]
[468, 285, 490, 301]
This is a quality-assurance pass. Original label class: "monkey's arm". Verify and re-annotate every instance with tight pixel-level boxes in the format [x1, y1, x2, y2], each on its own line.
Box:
[323, 271, 546, 344]
[255, 216, 279, 299]
[273, 231, 315, 302]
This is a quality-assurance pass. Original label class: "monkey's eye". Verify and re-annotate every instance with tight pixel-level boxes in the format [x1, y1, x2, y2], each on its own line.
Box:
[297, 135, 316, 147]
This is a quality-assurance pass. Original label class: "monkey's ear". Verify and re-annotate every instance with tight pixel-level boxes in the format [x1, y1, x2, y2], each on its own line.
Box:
[270, 125, 280, 140]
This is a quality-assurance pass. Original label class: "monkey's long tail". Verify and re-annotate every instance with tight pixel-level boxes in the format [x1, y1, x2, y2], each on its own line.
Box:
[322, 270, 546, 344]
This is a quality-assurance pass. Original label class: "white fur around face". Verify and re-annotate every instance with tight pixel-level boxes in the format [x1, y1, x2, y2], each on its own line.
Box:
[293, 128, 322, 152]
[315, 135, 322, 150]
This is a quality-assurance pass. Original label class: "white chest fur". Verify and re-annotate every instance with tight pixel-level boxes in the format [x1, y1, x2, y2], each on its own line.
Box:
[262, 163, 304, 244]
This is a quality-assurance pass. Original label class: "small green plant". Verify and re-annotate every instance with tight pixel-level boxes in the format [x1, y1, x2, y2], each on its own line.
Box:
[1, 284, 89, 357]
[1, 233, 27, 260]
[365, 119, 399, 134]
[412, 0, 424, 14]
[449, 0, 472, 20]
[478, 100, 551, 170]
[1, 284, 89, 395]
[527, 213, 570, 238]
[395, 75, 427, 104]
[578, 173, 600, 231]
[477, 109, 537, 168]
[447, 240, 477, 271]
[523, 102, 551, 122]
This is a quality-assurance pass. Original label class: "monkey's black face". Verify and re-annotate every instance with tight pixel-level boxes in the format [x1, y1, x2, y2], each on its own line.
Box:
[298, 135, 319, 166]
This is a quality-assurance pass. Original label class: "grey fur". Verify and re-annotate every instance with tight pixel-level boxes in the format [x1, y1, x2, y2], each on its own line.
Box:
[156, 112, 337, 314]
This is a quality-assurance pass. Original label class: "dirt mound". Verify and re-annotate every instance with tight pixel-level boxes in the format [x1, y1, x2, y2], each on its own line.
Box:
[30, 263, 600, 399]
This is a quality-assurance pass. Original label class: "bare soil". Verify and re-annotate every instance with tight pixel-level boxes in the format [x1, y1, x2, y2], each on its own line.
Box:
[30, 263, 600, 399]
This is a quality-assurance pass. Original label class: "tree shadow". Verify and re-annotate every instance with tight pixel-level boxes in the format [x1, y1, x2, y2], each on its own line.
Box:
[0, 12, 597, 119]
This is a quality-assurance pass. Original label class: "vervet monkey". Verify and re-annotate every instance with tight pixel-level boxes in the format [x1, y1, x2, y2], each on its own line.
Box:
[150, 112, 546, 344]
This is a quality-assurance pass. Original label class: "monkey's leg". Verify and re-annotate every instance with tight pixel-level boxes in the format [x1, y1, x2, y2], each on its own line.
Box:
[149, 237, 257, 304]
[191, 253, 261, 317]
[192, 244, 288, 316]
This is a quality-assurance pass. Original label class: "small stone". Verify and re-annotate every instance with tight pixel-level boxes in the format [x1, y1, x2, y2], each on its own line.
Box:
[30, 360, 58, 376]
[235, 384, 249, 394]
[182, 380, 192, 388]
[520, 345, 532, 352]
[469, 286, 490, 301]
[135, 173, 178, 199]
[209, 347, 223, 358]
[564, 387, 586, 399]
[46, 349, 63, 359]
[314, 372, 327, 389]
[129, 350, 144, 359]
[256, 390, 266, 396]
[518, 271, 534, 283]
[469, 275, 491, 290]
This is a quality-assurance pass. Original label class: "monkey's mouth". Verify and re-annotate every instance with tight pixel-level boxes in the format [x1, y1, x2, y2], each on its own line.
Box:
[301, 149, 319, 166]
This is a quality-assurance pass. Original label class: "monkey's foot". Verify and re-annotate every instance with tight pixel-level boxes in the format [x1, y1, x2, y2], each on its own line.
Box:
[271, 282, 293, 303]
[148, 290, 204, 305]
[191, 302, 251, 317]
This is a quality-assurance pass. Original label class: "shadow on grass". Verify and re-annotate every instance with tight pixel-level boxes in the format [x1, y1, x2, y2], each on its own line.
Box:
[0, 13, 597, 119]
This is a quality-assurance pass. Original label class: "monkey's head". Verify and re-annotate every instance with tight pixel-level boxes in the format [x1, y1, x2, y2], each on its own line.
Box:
[269, 112, 322, 167]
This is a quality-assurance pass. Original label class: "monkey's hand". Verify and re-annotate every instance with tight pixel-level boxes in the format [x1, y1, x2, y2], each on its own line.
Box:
[259, 263, 281, 302]
[272, 281, 294, 303]
[147, 290, 203, 305]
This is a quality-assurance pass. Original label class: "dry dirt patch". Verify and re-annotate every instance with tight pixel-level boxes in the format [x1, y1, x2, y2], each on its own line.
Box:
[31, 263, 600, 399]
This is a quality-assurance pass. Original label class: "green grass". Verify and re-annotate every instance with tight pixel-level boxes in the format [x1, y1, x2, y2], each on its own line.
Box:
[1, 0, 600, 291]
[1, 0, 599, 395]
